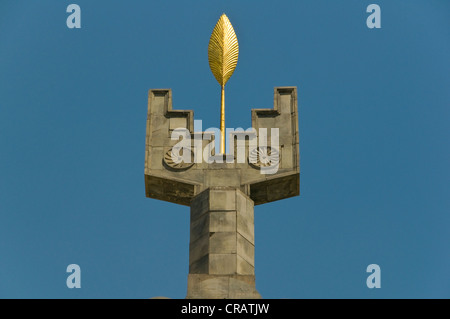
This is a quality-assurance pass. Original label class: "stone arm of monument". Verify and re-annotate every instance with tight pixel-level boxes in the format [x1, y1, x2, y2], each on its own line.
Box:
[144, 89, 198, 205]
[246, 86, 300, 205]
[144, 87, 300, 206]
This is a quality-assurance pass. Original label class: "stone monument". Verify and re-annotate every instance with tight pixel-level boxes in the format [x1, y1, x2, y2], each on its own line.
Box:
[144, 14, 299, 299]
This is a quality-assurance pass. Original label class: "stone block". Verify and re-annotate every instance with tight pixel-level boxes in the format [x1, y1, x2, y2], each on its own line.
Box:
[149, 92, 167, 115]
[236, 191, 247, 214]
[279, 91, 293, 114]
[237, 217, 254, 245]
[266, 175, 298, 202]
[145, 174, 195, 206]
[228, 275, 261, 299]
[189, 233, 209, 265]
[186, 274, 229, 299]
[149, 146, 164, 171]
[246, 198, 254, 219]
[249, 173, 299, 205]
[209, 232, 236, 254]
[209, 254, 236, 275]
[209, 189, 236, 211]
[237, 234, 255, 266]
[278, 135, 295, 147]
[189, 254, 209, 274]
[281, 144, 292, 169]
[209, 211, 236, 233]
[186, 274, 261, 299]
[277, 110, 293, 127]
[190, 213, 209, 243]
[236, 255, 254, 275]
[205, 169, 240, 188]
[169, 117, 187, 130]
[190, 190, 209, 221]
[237, 193, 255, 243]
[149, 129, 170, 147]
[150, 115, 168, 133]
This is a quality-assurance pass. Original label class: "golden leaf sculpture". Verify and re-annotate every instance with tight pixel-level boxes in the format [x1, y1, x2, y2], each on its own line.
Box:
[208, 13, 239, 86]
[208, 13, 239, 154]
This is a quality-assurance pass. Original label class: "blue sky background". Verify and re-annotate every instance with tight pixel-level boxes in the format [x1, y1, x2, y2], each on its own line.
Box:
[0, 0, 449, 298]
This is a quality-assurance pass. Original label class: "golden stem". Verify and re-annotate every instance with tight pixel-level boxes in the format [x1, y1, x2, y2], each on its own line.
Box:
[220, 85, 225, 154]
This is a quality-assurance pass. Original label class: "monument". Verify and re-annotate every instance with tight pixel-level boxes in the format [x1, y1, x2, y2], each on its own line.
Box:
[144, 14, 300, 299]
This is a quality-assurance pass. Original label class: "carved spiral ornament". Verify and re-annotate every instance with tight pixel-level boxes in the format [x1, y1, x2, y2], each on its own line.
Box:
[248, 146, 279, 169]
[163, 147, 194, 170]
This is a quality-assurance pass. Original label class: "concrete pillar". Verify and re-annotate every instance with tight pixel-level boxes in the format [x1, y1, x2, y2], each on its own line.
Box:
[186, 187, 261, 299]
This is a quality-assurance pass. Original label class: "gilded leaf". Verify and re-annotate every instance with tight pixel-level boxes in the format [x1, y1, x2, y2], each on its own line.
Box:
[208, 14, 239, 87]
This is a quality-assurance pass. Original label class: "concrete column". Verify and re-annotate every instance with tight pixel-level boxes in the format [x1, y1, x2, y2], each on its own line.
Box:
[186, 187, 261, 299]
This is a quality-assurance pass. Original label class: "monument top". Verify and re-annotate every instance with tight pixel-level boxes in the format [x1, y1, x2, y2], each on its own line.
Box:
[144, 13, 299, 298]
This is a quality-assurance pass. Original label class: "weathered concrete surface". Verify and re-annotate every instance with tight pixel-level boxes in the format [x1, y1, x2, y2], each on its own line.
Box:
[186, 274, 261, 299]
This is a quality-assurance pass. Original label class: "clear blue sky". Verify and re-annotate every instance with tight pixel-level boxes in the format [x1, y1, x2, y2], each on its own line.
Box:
[1, 0, 449, 298]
